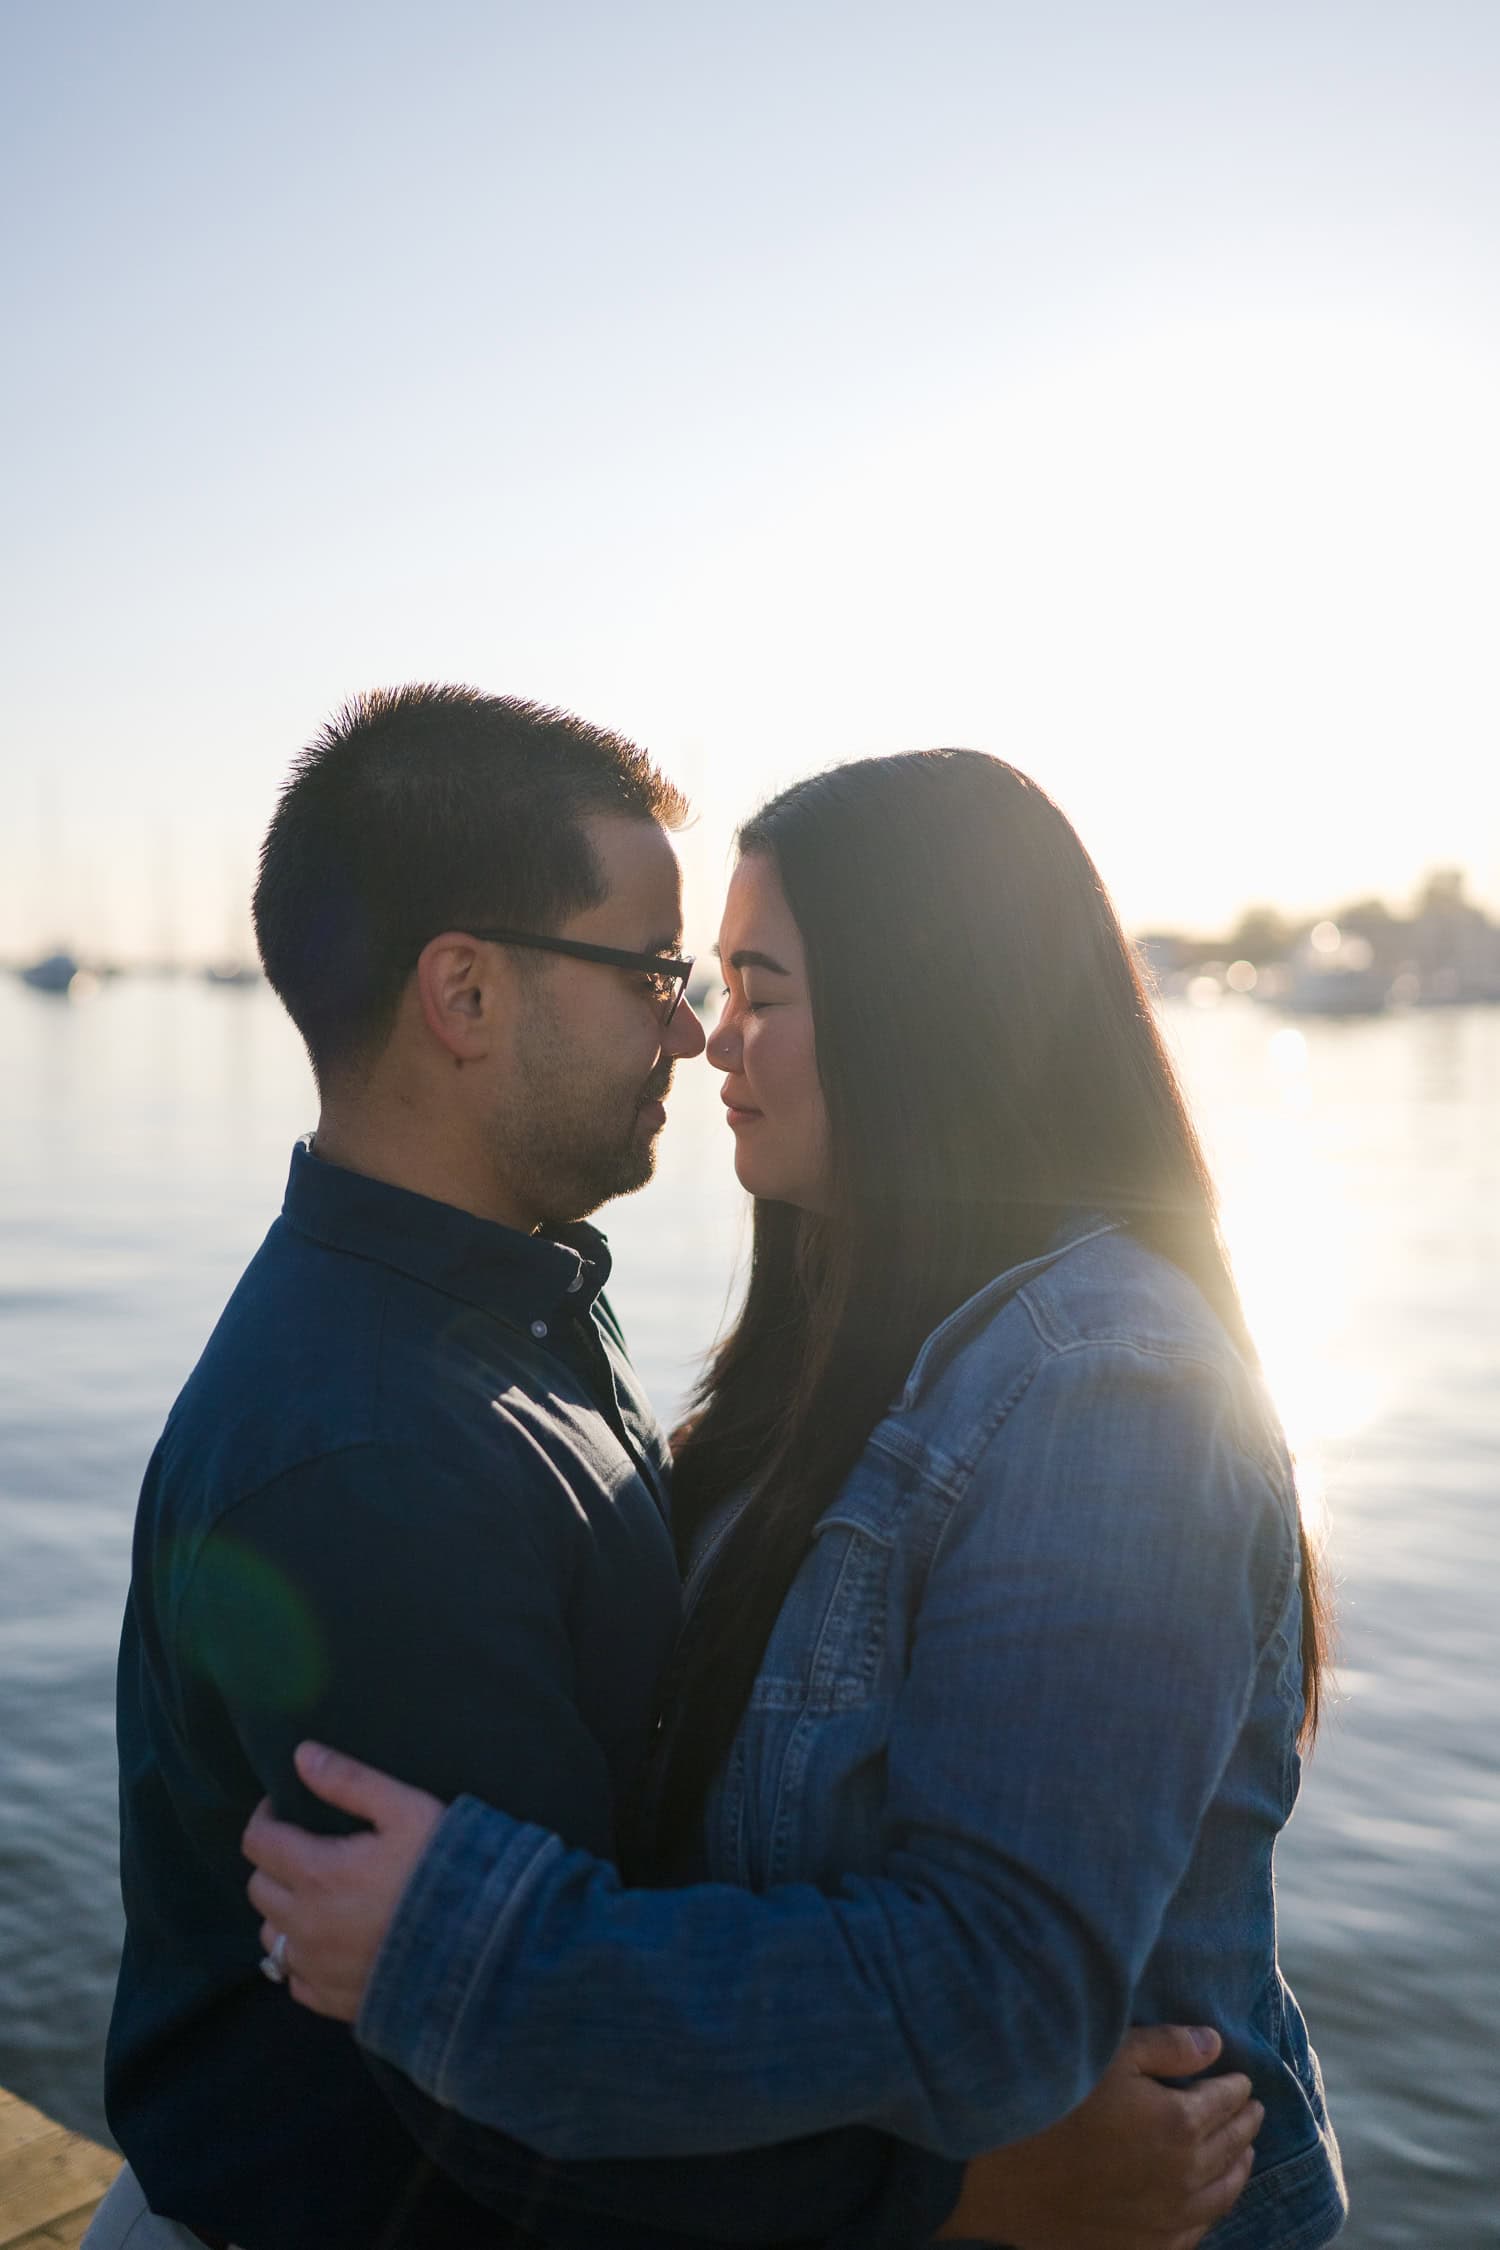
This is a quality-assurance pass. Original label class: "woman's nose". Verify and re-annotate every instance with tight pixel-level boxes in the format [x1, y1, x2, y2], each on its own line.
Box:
[705, 1004, 739, 1073]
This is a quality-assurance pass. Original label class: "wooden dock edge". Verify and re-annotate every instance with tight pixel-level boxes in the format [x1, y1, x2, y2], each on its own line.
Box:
[0, 2087, 121, 2249]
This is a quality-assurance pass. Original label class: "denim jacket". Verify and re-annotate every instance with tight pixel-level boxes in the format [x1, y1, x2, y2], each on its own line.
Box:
[361, 1220, 1347, 2250]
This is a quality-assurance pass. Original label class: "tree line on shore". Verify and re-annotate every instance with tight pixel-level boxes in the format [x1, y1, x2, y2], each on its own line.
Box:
[1139, 869, 1500, 1003]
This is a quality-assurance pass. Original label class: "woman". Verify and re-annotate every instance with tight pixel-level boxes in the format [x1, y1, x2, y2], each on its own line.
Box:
[245, 751, 1346, 2248]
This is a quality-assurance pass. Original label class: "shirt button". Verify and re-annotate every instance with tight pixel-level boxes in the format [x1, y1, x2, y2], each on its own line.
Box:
[530, 1319, 548, 1339]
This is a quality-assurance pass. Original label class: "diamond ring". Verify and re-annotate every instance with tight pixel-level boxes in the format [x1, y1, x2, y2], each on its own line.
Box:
[259, 1929, 291, 1985]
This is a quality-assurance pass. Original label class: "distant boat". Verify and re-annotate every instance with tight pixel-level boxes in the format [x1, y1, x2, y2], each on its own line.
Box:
[1409, 964, 1500, 1007]
[19, 950, 81, 995]
[1278, 962, 1391, 1017]
[203, 841, 260, 989]
[1272, 928, 1391, 1018]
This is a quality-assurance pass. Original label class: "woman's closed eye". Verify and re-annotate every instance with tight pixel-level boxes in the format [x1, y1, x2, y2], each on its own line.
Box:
[721, 981, 778, 1015]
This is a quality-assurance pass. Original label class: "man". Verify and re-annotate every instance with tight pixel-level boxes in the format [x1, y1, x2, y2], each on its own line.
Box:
[98, 685, 957, 2250]
[97, 685, 1250, 2250]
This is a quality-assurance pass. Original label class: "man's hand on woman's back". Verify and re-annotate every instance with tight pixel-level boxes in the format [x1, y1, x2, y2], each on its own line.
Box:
[933, 2023, 1261, 2250]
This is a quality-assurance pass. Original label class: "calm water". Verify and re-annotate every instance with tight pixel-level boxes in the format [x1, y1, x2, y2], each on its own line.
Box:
[1, 976, 1496, 2247]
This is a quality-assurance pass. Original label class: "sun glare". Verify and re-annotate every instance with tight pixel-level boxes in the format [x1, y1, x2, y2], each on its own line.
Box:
[1215, 1048, 1387, 1543]
[1169, 1012, 1393, 1548]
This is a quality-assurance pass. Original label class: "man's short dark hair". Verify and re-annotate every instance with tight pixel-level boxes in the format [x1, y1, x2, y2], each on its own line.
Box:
[252, 684, 689, 1081]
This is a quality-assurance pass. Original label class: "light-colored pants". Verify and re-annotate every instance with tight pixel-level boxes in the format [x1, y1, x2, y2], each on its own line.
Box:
[81, 2163, 244, 2250]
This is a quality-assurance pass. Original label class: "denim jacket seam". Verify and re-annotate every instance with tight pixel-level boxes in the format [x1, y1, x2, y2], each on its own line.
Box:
[1020, 1313, 1296, 1496]
[1018, 1294, 1243, 1390]
[896, 1217, 1123, 1406]
[910, 1326, 1299, 1682]
[812, 1491, 904, 1550]
[900, 1298, 1265, 1489]
[1254, 1530, 1301, 1663]
[879, 1323, 1223, 1515]
[804, 1528, 887, 1701]
[1066, 1330, 1296, 1656]
[1201, 2134, 1347, 2248]
[359, 1794, 488, 2082]
[887, 1349, 1049, 1502]
[901, 1358, 1051, 1591]
[943, 1351, 1049, 1486]
[1021, 1288, 1292, 1499]
[720, 1730, 749, 1881]
[923, 1319, 1248, 1490]
[1258, 1573, 1306, 1798]
[429, 1816, 569, 2113]
[769, 1709, 816, 1880]
[906, 1464, 965, 1580]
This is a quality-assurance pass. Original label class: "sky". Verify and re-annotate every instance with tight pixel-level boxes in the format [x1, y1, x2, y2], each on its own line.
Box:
[3, 0, 1497, 963]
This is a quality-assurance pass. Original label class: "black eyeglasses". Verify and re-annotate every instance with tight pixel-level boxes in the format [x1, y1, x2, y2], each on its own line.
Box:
[467, 928, 696, 1026]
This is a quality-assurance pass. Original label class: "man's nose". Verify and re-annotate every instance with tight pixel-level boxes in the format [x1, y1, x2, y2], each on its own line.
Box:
[665, 999, 708, 1061]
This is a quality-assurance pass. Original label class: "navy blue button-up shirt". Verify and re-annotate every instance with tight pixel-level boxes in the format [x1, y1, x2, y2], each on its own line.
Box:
[106, 1143, 696, 2247]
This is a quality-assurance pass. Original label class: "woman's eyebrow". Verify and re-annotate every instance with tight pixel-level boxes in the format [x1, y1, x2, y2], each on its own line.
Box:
[727, 949, 790, 974]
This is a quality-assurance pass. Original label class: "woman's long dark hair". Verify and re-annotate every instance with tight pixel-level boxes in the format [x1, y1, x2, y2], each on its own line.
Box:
[658, 750, 1327, 1866]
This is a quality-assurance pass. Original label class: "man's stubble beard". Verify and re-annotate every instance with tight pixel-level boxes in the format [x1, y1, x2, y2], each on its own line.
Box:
[497, 1014, 671, 1226]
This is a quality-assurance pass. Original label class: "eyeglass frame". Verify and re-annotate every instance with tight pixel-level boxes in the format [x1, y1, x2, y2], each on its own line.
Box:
[463, 927, 697, 1026]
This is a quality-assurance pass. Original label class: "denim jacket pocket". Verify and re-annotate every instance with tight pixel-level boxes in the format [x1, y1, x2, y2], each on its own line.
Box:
[752, 1473, 908, 1717]
[707, 1476, 909, 1889]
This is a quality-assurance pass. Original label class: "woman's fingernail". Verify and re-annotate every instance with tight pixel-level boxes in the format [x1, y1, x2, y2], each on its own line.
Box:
[296, 1741, 324, 1772]
[1191, 2026, 1218, 2054]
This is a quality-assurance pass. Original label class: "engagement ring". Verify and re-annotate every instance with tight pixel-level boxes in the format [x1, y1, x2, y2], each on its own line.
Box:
[259, 1930, 290, 1985]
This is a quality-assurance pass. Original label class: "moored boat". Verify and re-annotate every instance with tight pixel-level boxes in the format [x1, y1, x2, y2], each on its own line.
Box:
[18, 951, 81, 995]
[1273, 926, 1391, 1018]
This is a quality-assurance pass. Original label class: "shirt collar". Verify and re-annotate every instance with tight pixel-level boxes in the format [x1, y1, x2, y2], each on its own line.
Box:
[280, 1139, 611, 1327]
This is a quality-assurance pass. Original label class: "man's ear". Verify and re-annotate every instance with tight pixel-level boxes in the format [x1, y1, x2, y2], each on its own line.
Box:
[413, 933, 509, 1064]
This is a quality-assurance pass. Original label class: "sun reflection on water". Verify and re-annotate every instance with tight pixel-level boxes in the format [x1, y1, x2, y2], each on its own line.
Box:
[1172, 1009, 1392, 1547]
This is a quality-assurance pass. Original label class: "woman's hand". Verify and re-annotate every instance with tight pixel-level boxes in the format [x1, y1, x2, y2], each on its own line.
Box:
[242, 1742, 445, 2022]
[932, 2025, 1262, 2250]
